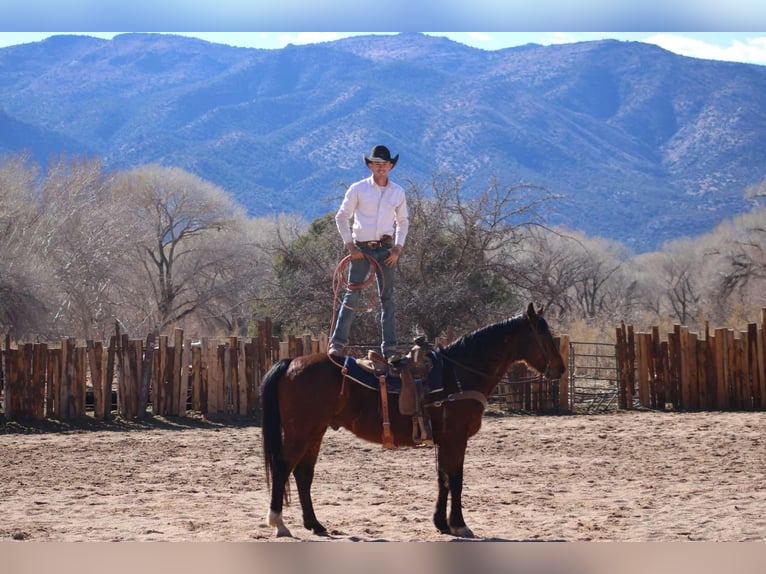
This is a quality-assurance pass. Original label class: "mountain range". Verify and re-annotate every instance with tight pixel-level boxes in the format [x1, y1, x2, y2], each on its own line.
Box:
[1, 32, 765, 252]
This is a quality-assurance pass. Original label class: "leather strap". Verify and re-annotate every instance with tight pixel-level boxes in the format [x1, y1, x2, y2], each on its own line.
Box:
[426, 390, 488, 410]
[378, 375, 395, 448]
[398, 367, 417, 415]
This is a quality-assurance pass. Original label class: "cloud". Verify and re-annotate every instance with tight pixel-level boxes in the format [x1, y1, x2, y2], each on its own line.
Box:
[543, 32, 579, 45]
[276, 32, 346, 47]
[644, 34, 766, 65]
[466, 32, 492, 43]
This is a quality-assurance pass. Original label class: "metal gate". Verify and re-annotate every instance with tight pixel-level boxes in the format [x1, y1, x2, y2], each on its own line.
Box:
[568, 340, 619, 413]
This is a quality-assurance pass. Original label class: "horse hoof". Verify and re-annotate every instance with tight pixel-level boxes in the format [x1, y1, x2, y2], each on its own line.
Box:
[451, 525, 475, 538]
[267, 510, 293, 538]
[304, 521, 328, 536]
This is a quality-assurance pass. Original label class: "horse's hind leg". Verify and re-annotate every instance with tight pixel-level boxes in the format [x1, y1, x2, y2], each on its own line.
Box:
[267, 458, 293, 537]
[293, 433, 328, 535]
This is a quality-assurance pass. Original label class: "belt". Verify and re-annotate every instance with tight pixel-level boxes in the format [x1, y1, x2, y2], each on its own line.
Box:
[355, 236, 393, 249]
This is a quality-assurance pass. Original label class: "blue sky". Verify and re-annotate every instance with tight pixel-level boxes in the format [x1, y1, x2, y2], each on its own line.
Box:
[1, 1, 765, 64]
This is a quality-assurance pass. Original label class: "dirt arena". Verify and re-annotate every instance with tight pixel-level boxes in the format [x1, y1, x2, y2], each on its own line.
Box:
[1, 410, 765, 543]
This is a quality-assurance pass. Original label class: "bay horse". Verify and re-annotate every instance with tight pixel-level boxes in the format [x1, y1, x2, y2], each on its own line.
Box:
[260, 302, 566, 538]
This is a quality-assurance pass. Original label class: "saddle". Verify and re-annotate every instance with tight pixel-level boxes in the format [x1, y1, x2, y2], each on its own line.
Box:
[342, 337, 438, 448]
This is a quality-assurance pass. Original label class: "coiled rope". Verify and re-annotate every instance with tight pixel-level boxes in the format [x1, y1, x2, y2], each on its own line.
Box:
[327, 253, 386, 361]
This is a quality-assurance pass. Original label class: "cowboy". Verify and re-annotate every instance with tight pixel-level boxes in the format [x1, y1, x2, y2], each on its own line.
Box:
[329, 145, 409, 360]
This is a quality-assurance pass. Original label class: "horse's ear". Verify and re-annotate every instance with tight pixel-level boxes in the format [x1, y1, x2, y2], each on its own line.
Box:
[526, 302, 536, 320]
[537, 304, 545, 317]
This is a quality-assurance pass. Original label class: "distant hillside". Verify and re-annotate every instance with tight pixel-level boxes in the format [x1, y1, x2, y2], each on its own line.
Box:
[1, 32, 765, 251]
[0, 108, 92, 160]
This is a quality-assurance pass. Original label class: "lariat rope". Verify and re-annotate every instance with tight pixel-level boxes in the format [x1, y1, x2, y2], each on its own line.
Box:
[327, 253, 386, 366]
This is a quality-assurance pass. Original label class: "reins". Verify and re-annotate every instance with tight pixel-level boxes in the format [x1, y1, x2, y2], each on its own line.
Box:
[434, 351, 493, 409]
[432, 313, 554, 407]
[525, 314, 554, 378]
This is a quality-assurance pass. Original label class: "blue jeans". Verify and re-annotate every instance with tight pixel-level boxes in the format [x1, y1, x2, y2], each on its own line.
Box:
[330, 244, 397, 356]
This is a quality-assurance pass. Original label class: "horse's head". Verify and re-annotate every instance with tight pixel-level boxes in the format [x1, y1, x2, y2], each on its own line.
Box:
[524, 302, 566, 380]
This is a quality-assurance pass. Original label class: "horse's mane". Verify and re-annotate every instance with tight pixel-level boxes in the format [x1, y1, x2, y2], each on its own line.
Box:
[442, 313, 524, 356]
[440, 311, 552, 356]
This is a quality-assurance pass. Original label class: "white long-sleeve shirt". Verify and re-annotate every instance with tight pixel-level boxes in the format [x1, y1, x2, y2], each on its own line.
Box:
[335, 175, 409, 247]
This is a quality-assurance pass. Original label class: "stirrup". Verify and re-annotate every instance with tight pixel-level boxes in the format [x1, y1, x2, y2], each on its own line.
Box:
[356, 350, 388, 375]
[412, 414, 433, 446]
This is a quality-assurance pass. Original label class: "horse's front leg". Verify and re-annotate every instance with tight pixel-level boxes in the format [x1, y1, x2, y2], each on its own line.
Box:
[293, 434, 328, 535]
[446, 467, 474, 538]
[433, 434, 474, 538]
[433, 468, 451, 534]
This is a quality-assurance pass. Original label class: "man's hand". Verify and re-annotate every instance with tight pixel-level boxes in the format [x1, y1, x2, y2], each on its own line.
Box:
[347, 242, 364, 260]
[385, 245, 403, 266]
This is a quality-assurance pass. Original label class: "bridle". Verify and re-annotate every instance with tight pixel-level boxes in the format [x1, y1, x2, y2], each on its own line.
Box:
[436, 312, 557, 395]
[526, 313, 556, 379]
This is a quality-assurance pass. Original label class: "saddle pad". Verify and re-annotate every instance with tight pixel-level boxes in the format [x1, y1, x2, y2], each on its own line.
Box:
[342, 350, 444, 394]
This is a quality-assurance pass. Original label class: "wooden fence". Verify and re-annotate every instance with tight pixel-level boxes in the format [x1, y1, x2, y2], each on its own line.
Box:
[1, 322, 570, 421]
[2, 319, 281, 421]
[615, 310, 766, 411]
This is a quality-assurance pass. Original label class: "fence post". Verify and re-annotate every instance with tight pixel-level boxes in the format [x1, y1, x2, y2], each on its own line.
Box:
[558, 335, 570, 412]
[696, 336, 709, 410]
[180, 335, 192, 417]
[759, 310, 766, 409]
[118, 334, 132, 419]
[747, 324, 760, 409]
[173, 328, 185, 416]
[61, 338, 77, 420]
[668, 327, 681, 410]
[191, 343, 203, 412]
[679, 327, 695, 410]
[714, 328, 728, 409]
[4, 343, 17, 419]
[87, 340, 101, 419]
[636, 332, 651, 409]
[615, 323, 629, 409]
[244, 338, 257, 416]
[734, 332, 747, 410]
[237, 338, 248, 416]
[32, 343, 47, 420]
[137, 331, 156, 418]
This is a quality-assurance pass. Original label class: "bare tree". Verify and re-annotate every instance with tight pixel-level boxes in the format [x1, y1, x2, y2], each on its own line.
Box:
[701, 208, 766, 323]
[0, 153, 50, 337]
[258, 213, 344, 339]
[634, 238, 704, 326]
[397, 175, 539, 341]
[36, 156, 137, 339]
[569, 235, 630, 321]
[510, 228, 584, 319]
[112, 164, 260, 335]
[511, 228, 636, 327]
[190, 214, 283, 337]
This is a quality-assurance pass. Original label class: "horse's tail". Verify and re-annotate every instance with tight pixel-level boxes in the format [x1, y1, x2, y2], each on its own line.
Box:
[261, 358, 292, 496]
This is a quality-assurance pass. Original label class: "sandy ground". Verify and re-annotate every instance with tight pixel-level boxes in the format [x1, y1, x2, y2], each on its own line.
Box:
[1, 410, 765, 543]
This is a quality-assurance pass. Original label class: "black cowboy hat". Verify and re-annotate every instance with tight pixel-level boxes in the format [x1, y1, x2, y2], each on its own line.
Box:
[364, 145, 399, 168]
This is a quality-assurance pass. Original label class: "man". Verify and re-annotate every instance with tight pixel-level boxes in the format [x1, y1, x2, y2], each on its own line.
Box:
[329, 145, 409, 360]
